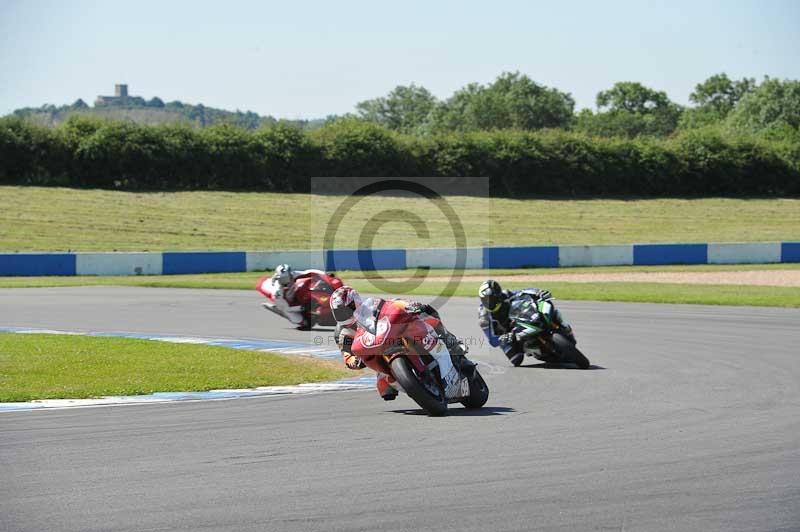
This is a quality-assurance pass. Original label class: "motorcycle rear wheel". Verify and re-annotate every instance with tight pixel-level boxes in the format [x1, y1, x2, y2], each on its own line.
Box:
[552, 333, 590, 369]
[390, 357, 448, 417]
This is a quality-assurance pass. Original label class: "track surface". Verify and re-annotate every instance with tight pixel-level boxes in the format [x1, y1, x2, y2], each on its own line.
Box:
[1, 287, 799, 532]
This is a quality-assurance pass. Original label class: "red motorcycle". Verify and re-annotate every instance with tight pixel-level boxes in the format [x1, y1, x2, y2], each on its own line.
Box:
[351, 300, 489, 416]
[256, 270, 344, 329]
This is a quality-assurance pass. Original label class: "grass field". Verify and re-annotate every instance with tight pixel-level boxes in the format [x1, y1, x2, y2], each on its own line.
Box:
[2, 264, 798, 307]
[0, 333, 350, 402]
[1, 186, 798, 251]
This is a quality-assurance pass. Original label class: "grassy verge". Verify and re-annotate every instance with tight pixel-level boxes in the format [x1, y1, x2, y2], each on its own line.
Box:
[0, 333, 350, 403]
[1, 186, 798, 251]
[0, 265, 798, 307]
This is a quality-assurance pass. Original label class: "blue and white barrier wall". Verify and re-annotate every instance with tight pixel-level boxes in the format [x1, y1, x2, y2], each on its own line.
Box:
[1, 242, 798, 276]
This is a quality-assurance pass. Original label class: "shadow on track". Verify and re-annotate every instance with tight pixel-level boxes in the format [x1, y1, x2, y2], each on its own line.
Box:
[389, 406, 516, 417]
[291, 326, 335, 333]
[519, 363, 606, 370]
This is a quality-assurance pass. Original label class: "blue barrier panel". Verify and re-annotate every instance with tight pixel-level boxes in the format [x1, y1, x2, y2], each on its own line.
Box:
[0, 254, 76, 276]
[162, 252, 246, 274]
[781, 242, 800, 263]
[483, 246, 559, 268]
[325, 249, 406, 271]
[634, 244, 707, 265]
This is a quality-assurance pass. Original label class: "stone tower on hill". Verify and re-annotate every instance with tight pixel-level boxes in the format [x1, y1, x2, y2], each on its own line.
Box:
[95, 84, 132, 106]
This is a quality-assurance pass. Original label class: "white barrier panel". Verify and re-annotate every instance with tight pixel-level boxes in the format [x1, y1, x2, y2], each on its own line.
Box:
[558, 245, 634, 267]
[75, 253, 162, 276]
[406, 248, 483, 269]
[246, 250, 326, 272]
[707, 243, 782, 264]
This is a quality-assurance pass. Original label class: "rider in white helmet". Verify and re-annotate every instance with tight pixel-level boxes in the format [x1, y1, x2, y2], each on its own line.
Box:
[331, 286, 466, 400]
[269, 264, 307, 326]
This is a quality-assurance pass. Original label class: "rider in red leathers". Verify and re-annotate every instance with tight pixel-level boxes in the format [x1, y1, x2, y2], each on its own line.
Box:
[330, 286, 466, 401]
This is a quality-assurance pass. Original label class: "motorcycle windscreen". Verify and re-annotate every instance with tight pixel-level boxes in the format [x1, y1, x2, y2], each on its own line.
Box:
[508, 297, 535, 320]
[308, 278, 333, 293]
[359, 317, 392, 348]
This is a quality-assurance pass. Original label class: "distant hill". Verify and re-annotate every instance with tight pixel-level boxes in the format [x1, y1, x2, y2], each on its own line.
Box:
[9, 85, 328, 130]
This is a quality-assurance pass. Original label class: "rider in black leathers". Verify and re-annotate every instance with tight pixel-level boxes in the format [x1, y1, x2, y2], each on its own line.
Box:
[478, 279, 575, 366]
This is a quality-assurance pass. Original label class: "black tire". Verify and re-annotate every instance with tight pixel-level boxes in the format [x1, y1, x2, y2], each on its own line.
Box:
[390, 357, 448, 416]
[460, 369, 489, 409]
[552, 333, 590, 369]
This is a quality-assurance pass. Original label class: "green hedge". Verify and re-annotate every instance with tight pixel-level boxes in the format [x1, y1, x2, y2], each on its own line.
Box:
[1, 116, 797, 195]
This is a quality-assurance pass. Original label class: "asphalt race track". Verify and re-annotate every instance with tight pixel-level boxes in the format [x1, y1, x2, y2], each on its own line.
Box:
[1, 287, 799, 532]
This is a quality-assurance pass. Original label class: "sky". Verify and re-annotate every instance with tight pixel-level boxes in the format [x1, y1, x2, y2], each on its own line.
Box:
[1, 0, 799, 119]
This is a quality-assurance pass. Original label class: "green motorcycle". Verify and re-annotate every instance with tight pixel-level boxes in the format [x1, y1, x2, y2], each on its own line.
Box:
[506, 295, 591, 369]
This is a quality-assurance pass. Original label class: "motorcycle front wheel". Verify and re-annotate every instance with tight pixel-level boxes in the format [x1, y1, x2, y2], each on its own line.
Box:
[552, 333, 591, 369]
[460, 369, 489, 409]
[390, 356, 448, 417]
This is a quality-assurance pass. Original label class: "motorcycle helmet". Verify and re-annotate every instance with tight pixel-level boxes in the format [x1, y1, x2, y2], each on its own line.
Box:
[330, 286, 362, 323]
[275, 264, 293, 287]
[479, 279, 504, 312]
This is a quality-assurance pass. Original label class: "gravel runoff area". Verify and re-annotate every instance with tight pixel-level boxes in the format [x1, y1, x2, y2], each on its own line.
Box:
[414, 270, 800, 287]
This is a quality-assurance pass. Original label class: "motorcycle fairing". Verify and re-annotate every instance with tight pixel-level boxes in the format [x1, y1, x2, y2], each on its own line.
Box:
[360, 317, 391, 348]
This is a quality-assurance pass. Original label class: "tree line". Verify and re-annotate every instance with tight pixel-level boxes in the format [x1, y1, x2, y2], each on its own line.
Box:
[11, 98, 327, 131]
[354, 72, 800, 141]
[8, 72, 800, 142]
[1, 114, 797, 196]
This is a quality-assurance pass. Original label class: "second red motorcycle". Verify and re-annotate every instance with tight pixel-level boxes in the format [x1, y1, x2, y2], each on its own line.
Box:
[257, 270, 343, 329]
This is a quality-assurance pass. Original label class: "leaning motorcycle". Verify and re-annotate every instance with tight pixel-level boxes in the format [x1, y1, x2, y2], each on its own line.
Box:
[351, 304, 489, 416]
[256, 270, 343, 329]
[506, 295, 591, 369]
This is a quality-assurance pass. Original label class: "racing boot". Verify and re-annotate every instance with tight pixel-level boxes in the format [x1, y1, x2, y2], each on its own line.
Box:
[376, 373, 398, 401]
[446, 334, 477, 378]
[275, 298, 307, 327]
[502, 342, 524, 366]
[500, 332, 525, 367]
[553, 309, 577, 344]
[507, 351, 525, 367]
[440, 331, 468, 357]
[454, 355, 478, 378]
[285, 306, 307, 327]
[561, 325, 577, 345]
[558, 322, 577, 345]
